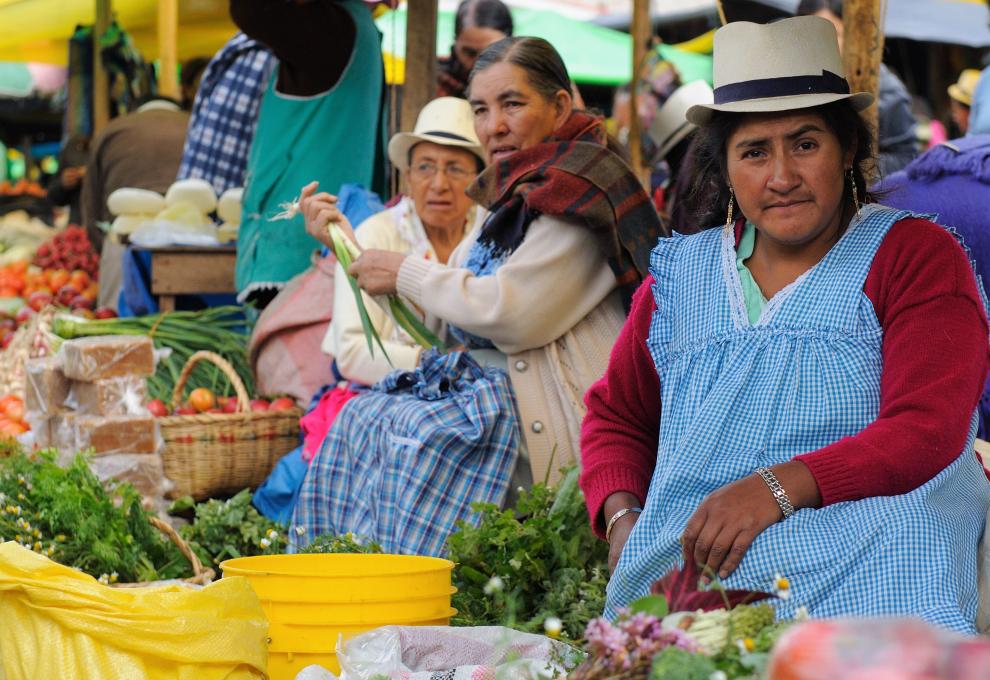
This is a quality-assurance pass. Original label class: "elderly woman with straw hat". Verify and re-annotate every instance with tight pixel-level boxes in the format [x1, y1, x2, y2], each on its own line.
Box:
[302, 97, 487, 387]
[582, 16, 990, 631]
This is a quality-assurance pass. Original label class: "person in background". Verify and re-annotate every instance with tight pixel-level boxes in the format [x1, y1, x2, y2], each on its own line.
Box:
[436, 0, 513, 99]
[646, 80, 713, 231]
[949, 69, 982, 137]
[45, 134, 90, 226]
[81, 95, 190, 309]
[796, 0, 918, 176]
[583, 16, 989, 631]
[231, 0, 392, 308]
[176, 33, 276, 196]
[305, 97, 487, 387]
[178, 57, 210, 110]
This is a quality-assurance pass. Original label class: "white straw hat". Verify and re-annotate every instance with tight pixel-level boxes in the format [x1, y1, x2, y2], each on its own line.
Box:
[388, 97, 485, 170]
[685, 16, 874, 126]
[649, 80, 714, 161]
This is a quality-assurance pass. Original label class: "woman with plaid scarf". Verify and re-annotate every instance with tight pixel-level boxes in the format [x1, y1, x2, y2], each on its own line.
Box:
[292, 37, 664, 554]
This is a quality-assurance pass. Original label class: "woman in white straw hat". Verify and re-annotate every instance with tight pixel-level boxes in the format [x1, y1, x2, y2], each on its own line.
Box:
[301, 97, 486, 386]
[582, 15, 990, 631]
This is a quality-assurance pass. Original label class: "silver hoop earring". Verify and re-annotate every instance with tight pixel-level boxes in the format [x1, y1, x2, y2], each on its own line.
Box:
[725, 190, 735, 229]
[848, 169, 861, 216]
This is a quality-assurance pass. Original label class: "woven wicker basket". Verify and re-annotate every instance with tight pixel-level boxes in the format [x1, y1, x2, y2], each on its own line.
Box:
[115, 516, 215, 587]
[159, 351, 302, 501]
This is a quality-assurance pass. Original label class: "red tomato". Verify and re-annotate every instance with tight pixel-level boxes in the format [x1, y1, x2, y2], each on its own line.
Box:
[249, 399, 270, 412]
[146, 399, 169, 417]
[269, 397, 296, 411]
[188, 388, 216, 413]
[3, 397, 24, 423]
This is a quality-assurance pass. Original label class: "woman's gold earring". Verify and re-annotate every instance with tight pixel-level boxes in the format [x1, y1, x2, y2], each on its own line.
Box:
[848, 169, 861, 216]
[725, 190, 735, 229]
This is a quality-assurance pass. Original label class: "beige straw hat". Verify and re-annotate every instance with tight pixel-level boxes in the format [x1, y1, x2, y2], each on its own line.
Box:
[388, 97, 485, 170]
[686, 16, 874, 126]
[948, 69, 982, 107]
[649, 80, 714, 161]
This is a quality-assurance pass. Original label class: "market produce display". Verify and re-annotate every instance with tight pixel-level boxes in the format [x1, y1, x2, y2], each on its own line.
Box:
[0, 395, 27, 440]
[31, 226, 99, 281]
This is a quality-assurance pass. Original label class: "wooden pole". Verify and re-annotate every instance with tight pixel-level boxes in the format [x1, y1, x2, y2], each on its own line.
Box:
[842, 0, 884, 176]
[401, 0, 438, 132]
[92, 0, 111, 134]
[157, 0, 180, 100]
[629, 0, 651, 186]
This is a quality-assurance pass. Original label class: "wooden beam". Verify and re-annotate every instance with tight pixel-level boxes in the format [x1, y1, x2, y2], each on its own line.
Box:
[401, 0, 438, 132]
[628, 0, 651, 186]
[92, 0, 111, 135]
[842, 0, 884, 175]
[157, 0, 180, 100]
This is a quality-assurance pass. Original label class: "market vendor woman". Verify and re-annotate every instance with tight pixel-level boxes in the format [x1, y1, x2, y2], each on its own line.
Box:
[581, 16, 990, 632]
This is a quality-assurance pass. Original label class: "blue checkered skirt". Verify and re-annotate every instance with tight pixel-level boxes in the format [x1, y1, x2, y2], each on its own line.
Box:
[606, 205, 990, 633]
[290, 351, 520, 557]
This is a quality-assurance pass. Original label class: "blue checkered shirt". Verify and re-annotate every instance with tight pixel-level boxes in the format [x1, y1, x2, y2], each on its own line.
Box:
[606, 204, 990, 633]
[291, 351, 520, 557]
[176, 32, 275, 195]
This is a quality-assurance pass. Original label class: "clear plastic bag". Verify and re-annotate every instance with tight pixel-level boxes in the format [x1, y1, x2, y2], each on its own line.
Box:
[767, 618, 990, 680]
[53, 413, 160, 458]
[24, 356, 68, 417]
[332, 626, 582, 680]
[59, 335, 155, 382]
[89, 453, 172, 501]
[65, 376, 148, 416]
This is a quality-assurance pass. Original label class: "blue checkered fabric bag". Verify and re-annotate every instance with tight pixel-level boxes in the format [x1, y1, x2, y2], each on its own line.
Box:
[290, 351, 520, 556]
[606, 204, 990, 633]
[176, 33, 276, 195]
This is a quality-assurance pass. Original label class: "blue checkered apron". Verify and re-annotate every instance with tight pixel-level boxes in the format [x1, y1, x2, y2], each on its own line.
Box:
[290, 351, 520, 557]
[605, 204, 990, 632]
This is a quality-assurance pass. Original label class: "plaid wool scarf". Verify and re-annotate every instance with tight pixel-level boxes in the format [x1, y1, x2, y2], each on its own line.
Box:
[465, 111, 668, 309]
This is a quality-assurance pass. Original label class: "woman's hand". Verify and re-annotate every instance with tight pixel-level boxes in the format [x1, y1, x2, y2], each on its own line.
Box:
[681, 461, 821, 581]
[300, 181, 358, 250]
[347, 250, 407, 296]
[603, 491, 642, 574]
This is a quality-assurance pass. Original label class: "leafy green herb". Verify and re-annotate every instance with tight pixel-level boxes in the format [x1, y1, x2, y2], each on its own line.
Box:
[174, 489, 286, 572]
[447, 467, 609, 642]
[0, 448, 188, 583]
[302, 532, 384, 554]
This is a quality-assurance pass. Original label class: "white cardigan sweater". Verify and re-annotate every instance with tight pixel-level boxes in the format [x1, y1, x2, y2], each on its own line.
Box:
[397, 213, 625, 484]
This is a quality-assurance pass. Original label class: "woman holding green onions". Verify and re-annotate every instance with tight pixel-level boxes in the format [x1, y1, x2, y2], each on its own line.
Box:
[301, 97, 486, 386]
[302, 37, 664, 490]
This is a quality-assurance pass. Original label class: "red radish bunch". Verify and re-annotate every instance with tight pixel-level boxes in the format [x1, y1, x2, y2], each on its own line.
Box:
[33, 227, 99, 279]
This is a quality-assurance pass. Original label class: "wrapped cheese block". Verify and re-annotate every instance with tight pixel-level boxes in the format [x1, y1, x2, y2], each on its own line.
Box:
[65, 377, 148, 416]
[60, 335, 154, 381]
[24, 357, 69, 416]
[90, 453, 168, 500]
[73, 415, 159, 454]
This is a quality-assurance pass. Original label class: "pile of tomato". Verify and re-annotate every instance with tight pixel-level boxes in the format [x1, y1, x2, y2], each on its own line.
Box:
[0, 395, 28, 439]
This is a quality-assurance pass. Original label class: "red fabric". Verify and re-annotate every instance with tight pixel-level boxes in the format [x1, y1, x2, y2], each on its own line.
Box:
[300, 385, 361, 462]
[579, 217, 990, 538]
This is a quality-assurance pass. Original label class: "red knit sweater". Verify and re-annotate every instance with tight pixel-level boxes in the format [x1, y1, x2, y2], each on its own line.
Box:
[580, 218, 990, 538]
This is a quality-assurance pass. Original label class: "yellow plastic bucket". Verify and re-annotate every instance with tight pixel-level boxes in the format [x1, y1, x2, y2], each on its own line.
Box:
[221, 553, 456, 679]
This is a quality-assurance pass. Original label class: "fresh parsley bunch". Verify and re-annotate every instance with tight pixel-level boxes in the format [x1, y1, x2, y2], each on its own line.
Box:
[447, 467, 609, 641]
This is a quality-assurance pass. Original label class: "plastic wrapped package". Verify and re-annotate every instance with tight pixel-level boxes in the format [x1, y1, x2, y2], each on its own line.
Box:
[73, 415, 159, 454]
[52, 412, 77, 457]
[59, 335, 155, 381]
[65, 376, 148, 416]
[767, 618, 990, 680]
[89, 453, 170, 500]
[24, 415, 54, 450]
[0, 542, 267, 679]
[24, 356, 68, 417]
[333, 626, 582, 680]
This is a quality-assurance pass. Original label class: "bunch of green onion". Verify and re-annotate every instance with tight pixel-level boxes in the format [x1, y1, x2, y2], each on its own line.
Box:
[328, 223, 445, 363]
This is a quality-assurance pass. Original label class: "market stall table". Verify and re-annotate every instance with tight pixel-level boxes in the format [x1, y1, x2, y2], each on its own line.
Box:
[133, 244, 237, 312]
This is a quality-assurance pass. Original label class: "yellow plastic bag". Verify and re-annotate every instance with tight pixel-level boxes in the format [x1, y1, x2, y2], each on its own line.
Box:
[0, 542, 268, 680]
